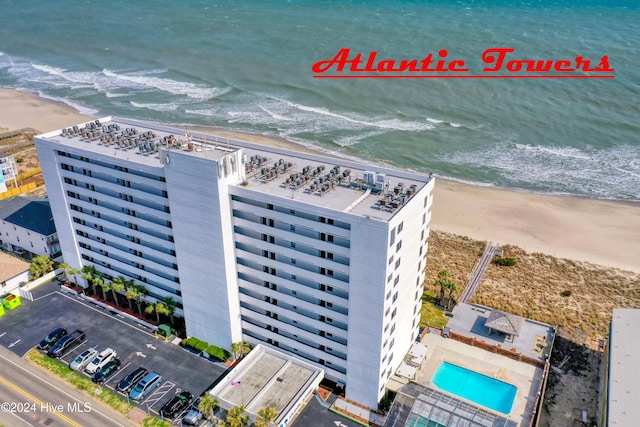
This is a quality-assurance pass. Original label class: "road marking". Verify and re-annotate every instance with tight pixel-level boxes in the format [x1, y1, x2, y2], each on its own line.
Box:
[0, 376, 82, 427]
[146, 344, 156, 350]
[8, 339, 22, 348]
[0, 351, 128, 427]
[33, 291, 59, 301]
[0, 332, 6, 338]
[135, 351, 146, 358]
[8, 409, 35, 427]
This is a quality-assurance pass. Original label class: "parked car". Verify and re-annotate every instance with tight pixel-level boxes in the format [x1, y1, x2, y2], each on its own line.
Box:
[70, 347, 98, 371]
[160, 390, 193, 419]
[47, 330, 86, 358]
[92, 359, 121, 383]
[129, 371, 163, 401]
[37, 327, 67, 351]
[85, 348, 117, 374]
[182, 398, 204, 425]
[116, 367, 148, 393]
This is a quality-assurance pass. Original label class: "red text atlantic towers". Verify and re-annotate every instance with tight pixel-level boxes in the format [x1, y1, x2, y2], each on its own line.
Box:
[312, 48, 614, 79]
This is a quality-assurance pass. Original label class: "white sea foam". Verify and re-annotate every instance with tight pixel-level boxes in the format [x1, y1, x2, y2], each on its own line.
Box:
[450, 122, 462, 128]
[185, 107, 220, 117]
[36, 91, 99, 116]
[514, 143, 592, 160]
[103, 69, 231, 100]
[333, 130, 387, 147]
[449, 141, 640, 200]
[426, 117, 445, 124]
[130, 101, 179, 112]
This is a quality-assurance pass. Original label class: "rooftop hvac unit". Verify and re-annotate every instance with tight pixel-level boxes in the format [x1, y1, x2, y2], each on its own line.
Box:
[364, 171, 376, 185]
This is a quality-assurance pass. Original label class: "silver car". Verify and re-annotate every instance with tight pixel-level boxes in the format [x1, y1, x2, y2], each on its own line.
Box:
[69, 347, 98, 371]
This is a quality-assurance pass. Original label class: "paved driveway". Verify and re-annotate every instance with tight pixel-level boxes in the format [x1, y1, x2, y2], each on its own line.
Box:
[0, 281, 228, 416]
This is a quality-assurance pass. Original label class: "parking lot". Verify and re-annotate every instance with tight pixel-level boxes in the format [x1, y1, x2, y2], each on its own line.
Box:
[0, 280, 228, 420]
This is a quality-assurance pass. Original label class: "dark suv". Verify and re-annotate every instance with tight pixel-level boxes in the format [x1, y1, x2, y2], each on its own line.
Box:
[160, 390, 193, 419]
[47, 330, 86, 358]
[116, 367, 148, 393]
[37, 327, 67, 351]
[92, 359, 121, 384]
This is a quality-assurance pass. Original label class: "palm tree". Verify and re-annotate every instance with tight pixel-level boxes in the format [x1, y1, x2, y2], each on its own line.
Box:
[145, 301, 169, 324]
[111, 276, 127, 306]
[59, 263, 70, 283]
[68, 267, 79, 286]
[125, 286, 138, 312]
[99, 279, 111, 302]
[198, 393, 219, 421]
[93, 272, 106, 300]
[226, 405, 249, 427]
[134, 284, 148, 317]
[434, 270, 453, 301]
[232, 342, 251, 361]
[255, 406, 278, 427]
[164, 296, 178, 325]
[81, 265, 97, 295]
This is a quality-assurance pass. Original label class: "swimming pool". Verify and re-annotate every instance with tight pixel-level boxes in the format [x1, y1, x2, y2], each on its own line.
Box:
[432, 362, 517, 414]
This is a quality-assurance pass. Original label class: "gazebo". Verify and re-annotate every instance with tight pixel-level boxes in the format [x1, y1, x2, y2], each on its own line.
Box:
[485, 310, 524, 342]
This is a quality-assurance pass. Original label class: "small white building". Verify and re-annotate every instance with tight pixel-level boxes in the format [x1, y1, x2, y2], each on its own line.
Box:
[0, 251, 30, 292]
[35, 116, 434, 408]
[0, 196, 61, 259]
[211, 344, 324, 427]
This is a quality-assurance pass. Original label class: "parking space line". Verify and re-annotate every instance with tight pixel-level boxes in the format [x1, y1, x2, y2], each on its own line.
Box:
[106, 361, 131, 386]
[60, 341, 89, 364]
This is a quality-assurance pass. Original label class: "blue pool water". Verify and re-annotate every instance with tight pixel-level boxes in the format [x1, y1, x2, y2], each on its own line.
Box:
[432, 362, 517, 414]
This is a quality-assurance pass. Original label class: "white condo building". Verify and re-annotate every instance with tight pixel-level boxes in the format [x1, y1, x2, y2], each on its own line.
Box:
[35, 117, 434, 407]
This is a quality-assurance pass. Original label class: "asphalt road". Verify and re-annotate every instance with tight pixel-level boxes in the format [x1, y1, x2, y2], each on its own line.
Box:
[0, 280, 228, 419]
[0, 345, 138, 427]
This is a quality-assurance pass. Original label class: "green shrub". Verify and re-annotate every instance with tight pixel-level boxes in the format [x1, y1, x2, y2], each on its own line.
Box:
[16, 157, 24, 163]
[194, 340, 208, 352]
[205, 345, 231, 361]
[560, 290, 572, 297]
[493, 257, 517, 266]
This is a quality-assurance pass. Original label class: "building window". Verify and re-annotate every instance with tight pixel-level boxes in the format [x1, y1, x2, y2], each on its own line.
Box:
[422, 213, 426, 225]
[267, 203, 274, 210]
[290, 224, 295, 231]
[397, 221, 404, 234]
[394, 275, 400, 286]
[395, 258, 401, 270]
[389, 228, 396, 246]
[388, 255, 394, 265]
[396, 240, 402, 252]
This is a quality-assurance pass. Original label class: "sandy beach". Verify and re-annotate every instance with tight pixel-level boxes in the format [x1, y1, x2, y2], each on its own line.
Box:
[2, 88, 638, 273]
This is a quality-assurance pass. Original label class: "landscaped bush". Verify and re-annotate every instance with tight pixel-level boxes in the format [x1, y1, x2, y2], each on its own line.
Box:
[493, 256, 517, 266]
[205, 345, 231, 361]
[182, 336, 210, 353]
[194, 340, 208, 352]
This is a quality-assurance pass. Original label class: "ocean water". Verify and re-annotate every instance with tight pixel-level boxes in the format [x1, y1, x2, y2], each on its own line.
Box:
[0, 0, 638, 200]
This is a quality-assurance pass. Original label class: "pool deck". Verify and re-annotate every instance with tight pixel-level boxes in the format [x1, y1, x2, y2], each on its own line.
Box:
[413, 333, 543, 426]
[445, 303, 555, 361]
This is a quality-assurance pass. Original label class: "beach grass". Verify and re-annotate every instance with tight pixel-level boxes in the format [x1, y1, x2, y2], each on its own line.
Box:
[424, 230, 640, 344]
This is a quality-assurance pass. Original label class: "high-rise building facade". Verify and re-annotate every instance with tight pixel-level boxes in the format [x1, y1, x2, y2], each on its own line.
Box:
[36, 117, 434, 407]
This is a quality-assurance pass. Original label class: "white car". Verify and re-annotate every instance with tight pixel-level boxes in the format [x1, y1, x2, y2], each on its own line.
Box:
[85, 348, 117, 374]
[69, 347, 98, 371]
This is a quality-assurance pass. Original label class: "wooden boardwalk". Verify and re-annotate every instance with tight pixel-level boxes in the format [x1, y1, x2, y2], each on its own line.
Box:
[458, 242, 497, 304]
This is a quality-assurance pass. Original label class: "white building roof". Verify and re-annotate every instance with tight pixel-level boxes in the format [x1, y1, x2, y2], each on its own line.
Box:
[607, 309, 640, 426]
[210, 344, 323, 426]
[38, 116, 432, 221]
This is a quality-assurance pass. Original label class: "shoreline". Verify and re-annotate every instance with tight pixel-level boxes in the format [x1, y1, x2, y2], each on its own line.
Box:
[1, 87, 638, 273]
